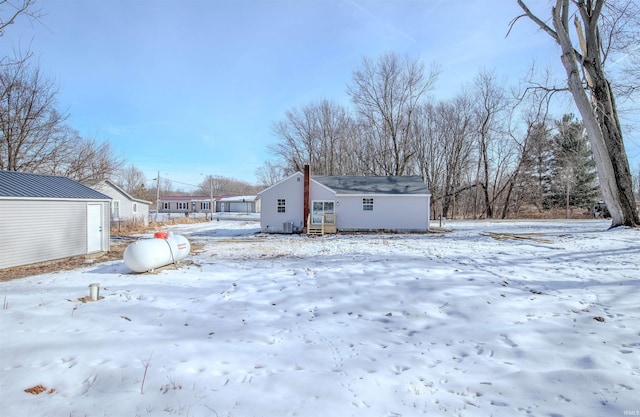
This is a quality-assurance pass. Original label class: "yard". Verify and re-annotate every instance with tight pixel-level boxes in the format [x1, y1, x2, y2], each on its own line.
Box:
[1, 218, 638, 417]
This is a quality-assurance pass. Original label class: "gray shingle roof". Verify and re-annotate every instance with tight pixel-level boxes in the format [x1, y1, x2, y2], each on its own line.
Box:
[0, 170, 111, 200]
[313, 175, 430, 195]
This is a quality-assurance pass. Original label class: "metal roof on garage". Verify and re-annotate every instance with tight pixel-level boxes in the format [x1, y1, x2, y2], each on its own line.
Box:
[0, 170, 111, 200]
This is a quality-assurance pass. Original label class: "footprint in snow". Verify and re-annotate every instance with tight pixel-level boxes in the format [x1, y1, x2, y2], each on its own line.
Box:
[500, 334, 518, 348]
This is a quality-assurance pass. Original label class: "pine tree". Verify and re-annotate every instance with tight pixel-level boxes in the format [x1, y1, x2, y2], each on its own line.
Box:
[549, 114, 599, 210]
[518, 121, 554, 210]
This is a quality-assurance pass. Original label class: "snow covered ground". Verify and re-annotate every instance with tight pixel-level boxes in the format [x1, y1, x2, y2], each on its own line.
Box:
[1, 218, 638, 417]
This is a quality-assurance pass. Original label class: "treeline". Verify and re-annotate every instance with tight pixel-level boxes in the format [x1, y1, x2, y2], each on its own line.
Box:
[262, 52, 605, 219]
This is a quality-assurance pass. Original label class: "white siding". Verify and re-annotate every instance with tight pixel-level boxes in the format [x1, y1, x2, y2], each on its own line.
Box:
[229, 202, 253, 212]
[0, 199, 110, 269]
[259, 173, 305, 233]
[259, 173, 431, 234]
[334, 194, 430, 232]
[309, 182, 335, 201]
[92, 182, 149, 225]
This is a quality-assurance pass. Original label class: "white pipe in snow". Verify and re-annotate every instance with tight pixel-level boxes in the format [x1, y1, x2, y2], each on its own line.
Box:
[89, 283, 100, 301]
[123, 231, 190, 273]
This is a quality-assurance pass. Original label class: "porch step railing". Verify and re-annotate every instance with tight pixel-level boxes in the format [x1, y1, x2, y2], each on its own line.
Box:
[306, 213, 337, 236]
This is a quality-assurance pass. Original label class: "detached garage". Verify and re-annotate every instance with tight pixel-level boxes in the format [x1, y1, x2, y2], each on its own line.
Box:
[0, 171, 111, 270]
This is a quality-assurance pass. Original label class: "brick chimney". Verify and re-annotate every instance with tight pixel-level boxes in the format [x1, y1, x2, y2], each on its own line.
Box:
[303, 164, 310, 230]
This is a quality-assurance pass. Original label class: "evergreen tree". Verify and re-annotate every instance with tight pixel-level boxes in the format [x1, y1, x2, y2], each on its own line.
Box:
[549, 115, 599, 209]
[517, 121, 554, 210]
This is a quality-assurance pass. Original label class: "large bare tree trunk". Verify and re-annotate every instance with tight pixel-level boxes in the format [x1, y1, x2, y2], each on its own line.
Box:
[517, 0, 639, 227]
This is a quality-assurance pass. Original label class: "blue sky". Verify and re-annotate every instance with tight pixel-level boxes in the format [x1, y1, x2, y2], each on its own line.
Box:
[2, 0, 638, 188]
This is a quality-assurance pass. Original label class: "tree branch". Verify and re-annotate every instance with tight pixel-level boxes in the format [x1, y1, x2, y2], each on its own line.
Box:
[0, 0, 40, 37]
[516, 0, 560, 42]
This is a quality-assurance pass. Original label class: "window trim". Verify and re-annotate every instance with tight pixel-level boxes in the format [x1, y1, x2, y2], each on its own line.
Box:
[311, 200, 335, 225]
[277, 198, 286, 213]
[112, 200, 120, 218]
[363, 197, 374, 211]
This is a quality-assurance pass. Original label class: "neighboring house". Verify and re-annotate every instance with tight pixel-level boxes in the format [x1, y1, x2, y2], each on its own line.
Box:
[258, 168, 431, 234]
[0, 171, 111, 269]
[216, 195, 259, 213]
[84, 179, 152, 226]
[158, 195, 214, 215]
[158, 195, 260, 216]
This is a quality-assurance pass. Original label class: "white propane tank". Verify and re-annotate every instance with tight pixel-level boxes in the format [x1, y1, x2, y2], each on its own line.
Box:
[123, 231, 191, 273]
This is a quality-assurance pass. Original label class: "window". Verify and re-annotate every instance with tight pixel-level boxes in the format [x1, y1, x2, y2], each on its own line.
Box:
[202, 202, 210, 210]
[132, 202, 138, 213]
[177, 202, 188, 210]
[112, 200, 120, 218]
[311, 200, 335, 224]
[162, 202, 170, 210]
[277, 199, 286, 213]
[363, 198, 374, 211]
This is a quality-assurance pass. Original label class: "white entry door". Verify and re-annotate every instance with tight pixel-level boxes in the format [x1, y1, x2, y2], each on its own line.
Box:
[87, 204, 103, 253]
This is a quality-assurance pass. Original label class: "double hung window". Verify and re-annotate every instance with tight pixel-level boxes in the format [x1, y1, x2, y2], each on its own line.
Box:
[277, 199, 286, 213]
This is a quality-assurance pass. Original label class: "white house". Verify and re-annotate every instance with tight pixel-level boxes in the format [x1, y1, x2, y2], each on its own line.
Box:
[84, 179, 152, 226]
[258, 168, 431, 234]
[0, 171, 111, 269]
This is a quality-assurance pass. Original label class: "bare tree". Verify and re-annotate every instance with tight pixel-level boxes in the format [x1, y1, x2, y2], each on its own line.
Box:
[0, 53, 122, 180]
[413, 95, 476, 219]
[472, 70, 512, 218]
[270, 99, 355, 175]
[516, 0, 639, 227]
[0, 55, 68, 171]
[499, 79, 558, 218]
[0, 0, 40, 38]
[347, 52, 439, 175]
[197, 175, 259, 196]
[42, 130, 124, 182]
[256, 160, 286, 187]
[117, 165, 150, 201]
[413, 102, 448, 217]
[117, 164, 147, 195]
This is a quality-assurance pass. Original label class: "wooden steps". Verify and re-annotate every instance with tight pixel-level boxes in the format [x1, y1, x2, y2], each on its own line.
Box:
[306, 213, 336, 236]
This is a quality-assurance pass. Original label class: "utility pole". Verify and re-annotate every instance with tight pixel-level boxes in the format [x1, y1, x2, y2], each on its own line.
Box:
[209, 176, 214, 221]
[155, 170, 160, 223]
